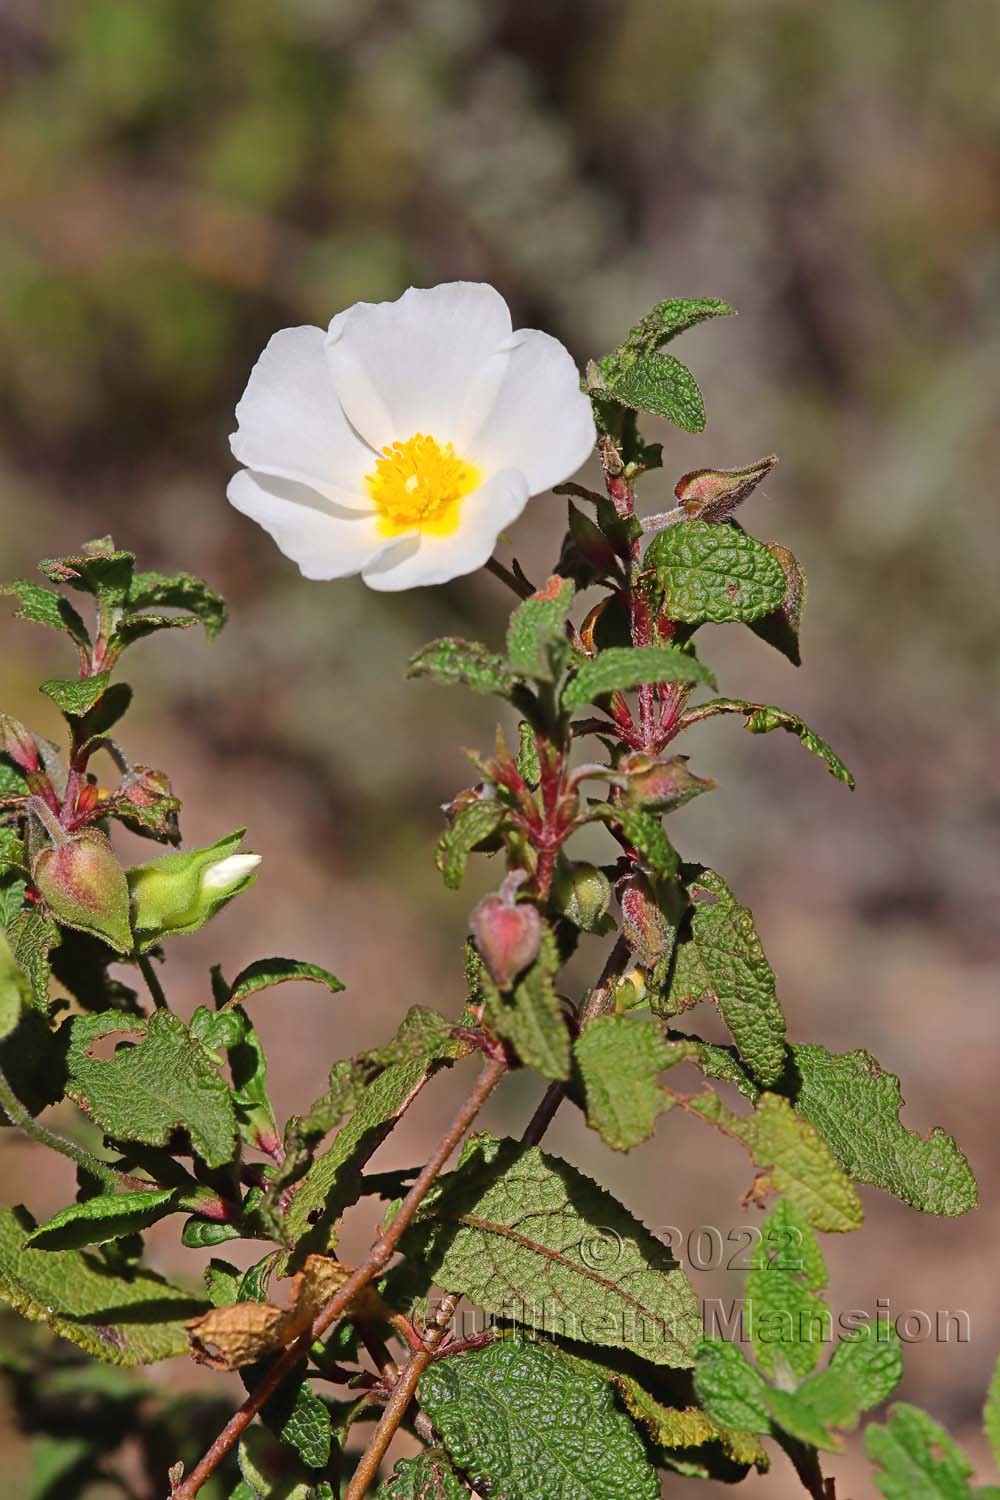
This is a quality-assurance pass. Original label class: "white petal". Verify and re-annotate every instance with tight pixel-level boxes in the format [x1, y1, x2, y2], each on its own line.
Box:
[466, 328, 596, 495]
[230, 326, 373, 506]
[325, 282, 513, 452]
[227, 470, 397, 581]
[202, 854, 261, 892]
[362, 468, 530, 592]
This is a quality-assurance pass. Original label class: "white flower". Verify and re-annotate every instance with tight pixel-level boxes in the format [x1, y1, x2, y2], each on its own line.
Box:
[228, 282, 596, 591]
[201, 853, 262, 893]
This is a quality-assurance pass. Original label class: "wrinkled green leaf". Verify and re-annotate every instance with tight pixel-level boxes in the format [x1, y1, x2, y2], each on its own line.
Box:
[605, 352, 707, 432]
[689, 1091, 863, 1232]
[745, 1199, 829, 1378]
[407, 637, 515, 697]
[483, 926, 569, 1081]
[127, 570, 227, 639]
[646, 521, 787, 623]
[408, 1133, 701, 1367]
[0, 1204, 205, 1365]
[506, 576, 575, 680]
[0, 579, 90, 646]
[748, 542, 807, 666]
[221, 957, 344, 1009]
[41, 544, 134, 606]
[66, 1010, 238, 1167]
[664, 867, 786, 1087]
[435, 800, 505, 890]
[866, 1403, 978, 1498]
[562, 644, 715, 712]
[683, 697, 855, 786]
[419, 1338, 660, 1500]
[375, 1451, 467, 1499]
[575, 1015, 679, 1150]
[694, 1339, 771, 1435]
[40, 672, 111, 718]
[27, 1188, 179, 1252]
[984, 1354, 1000, 1469]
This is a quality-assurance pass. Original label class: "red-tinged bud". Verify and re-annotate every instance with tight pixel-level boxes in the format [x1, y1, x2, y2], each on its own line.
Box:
[675, 454, 777, 524]
[74, 782, 102, 818]
[32, 828, 132, 954]
[470, 874, 541, 990]
[0, 713, 39, 773]
[621, 753, 715, 811]
[619, 872, 669, 966]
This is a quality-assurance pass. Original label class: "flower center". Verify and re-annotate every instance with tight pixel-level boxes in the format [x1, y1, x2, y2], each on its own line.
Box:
[365, 434, 482, 538]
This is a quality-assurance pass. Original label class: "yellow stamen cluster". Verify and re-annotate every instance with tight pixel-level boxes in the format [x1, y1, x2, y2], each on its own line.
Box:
[365, 434, 481, 538]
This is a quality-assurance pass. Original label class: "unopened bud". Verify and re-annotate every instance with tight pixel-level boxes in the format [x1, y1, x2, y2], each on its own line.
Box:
[127, 829, 260, 951]
[619, 873, 669, 966]
[33, 828, 132, 954]
[470, 875, 541, 990]
[675, 454, 777, 524]
[621, 753, 715, 811]
[553, 861, 611, 932]
[0, 713, 39, 774]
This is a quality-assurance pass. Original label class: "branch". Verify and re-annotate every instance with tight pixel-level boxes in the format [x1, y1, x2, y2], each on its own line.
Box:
[169, 1055, 507, 1500]
[0, 1062, 144, 1193]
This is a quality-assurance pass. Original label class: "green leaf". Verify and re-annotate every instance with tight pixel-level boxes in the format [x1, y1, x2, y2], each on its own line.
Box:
[375, 1451, 467, 1500]
[111, 613, 199, 649]
[5, 907, 59, 1010]
[192, 1003, 280, 1158]
[506, 575, 575, 680]
[408, 1133, 701, 1367]
[562, 644, 715, 711]
[604, 352, 707, 432]
[237, 1425, 315, 1500]
[663, 867, 786, 1087]
[764, 1370, 858, 1448]
[0, 930, 32, 1041]
[407, 637, 514, 697]
[484, 926, 570, 1081]
[0, 579, 90, 646]
[419, 1338, 660, 1500]
[789, 1045, 977, 1216]
[127, 570, 227, 639]
[183, 1217, 242, 1249]
[41, 543, 134, 606]
[866, 1403, 978, 1498]
[435, 800, 505, 890]
[608, 805, 679, 880]
[683, 698, 855, 786]
[516, 721, 540, 788]
[984, 1354, 1000, 1468]
[646, 521, 787, 623]
[694, 1339, 771, 1434]
[575, 1015, 677, 1150]
[27, 1188, 179, 1251]
[0, 1203, 206, 1365]
[221, 957, 344, 1009]
[829, 1320, 902, 1412]
[745, 1199, 829, 1378]
[40, 672, 112, 718]
[65, 1010, 238, 1167]
[257, 1371, 332, 1474]
[689, 1091, 863, 1232]
[748, 542, 807, 666]
[615, 297, 736, 356]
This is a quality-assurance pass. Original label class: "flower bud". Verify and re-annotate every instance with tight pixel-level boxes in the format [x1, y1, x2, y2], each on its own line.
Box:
[621, 753, 715, 811]
[0, 713, 39, 774]
[32, 828, 132, 954]
[127, 829, 260, 952]
[675, 454, 777, 524]
[470, 876, 541, 990]
[552, 860, 611, 932]
[619, 872, 669, 966]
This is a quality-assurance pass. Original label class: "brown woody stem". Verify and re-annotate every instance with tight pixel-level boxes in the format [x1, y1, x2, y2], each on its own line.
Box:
[169, 1056, 507, 1500]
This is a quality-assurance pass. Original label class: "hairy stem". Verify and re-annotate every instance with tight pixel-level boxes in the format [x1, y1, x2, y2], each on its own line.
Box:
[170, 1056, 507, 1500]
[138, 955, 168, 1011]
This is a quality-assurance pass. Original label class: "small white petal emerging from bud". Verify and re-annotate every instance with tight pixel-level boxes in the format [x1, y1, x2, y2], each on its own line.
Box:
[202, 853, 262, 892]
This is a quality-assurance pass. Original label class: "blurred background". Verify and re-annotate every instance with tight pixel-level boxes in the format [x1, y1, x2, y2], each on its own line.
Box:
[1, 1, 998, 1494]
